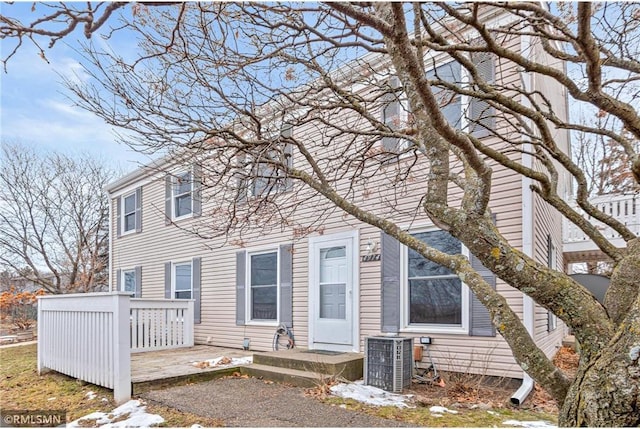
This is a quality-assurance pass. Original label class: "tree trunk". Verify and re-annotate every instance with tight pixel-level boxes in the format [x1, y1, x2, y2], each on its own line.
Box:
[559, 311, 640, 426]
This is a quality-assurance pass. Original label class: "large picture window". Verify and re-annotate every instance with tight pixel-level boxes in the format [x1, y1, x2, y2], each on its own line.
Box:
[406, 230, 464, 327]
[248, 251, 278, 321]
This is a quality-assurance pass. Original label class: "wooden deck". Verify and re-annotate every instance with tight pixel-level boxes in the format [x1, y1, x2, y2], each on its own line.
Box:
[129, 345, 365, 393]
[131, 345, 257, 393]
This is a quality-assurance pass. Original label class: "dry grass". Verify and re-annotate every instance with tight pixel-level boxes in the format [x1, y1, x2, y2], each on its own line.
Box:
[0, 343, 222, 427]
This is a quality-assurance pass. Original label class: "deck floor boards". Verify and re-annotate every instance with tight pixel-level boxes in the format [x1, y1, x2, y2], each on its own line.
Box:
[131, 345, 256, 383]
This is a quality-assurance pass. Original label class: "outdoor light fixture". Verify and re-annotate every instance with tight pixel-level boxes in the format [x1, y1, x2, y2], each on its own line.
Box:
[420, 336, 432, 345]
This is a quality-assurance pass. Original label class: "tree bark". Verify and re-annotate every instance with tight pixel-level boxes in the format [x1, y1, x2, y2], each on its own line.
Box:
[560, 311, 640, 426]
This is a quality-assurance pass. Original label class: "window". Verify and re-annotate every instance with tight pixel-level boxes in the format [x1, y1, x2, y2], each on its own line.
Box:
[117, 187, 141, 236]
[427, 62, 462, 130]
[248, 250, 278, 321]
[173, 172, 193, 218]
[381, 76, 410, 154]
[248, 124, 293, 197]
[173, 262, 192, 299]
[405, 229, 467, 329]
[383, 55, 493, 145]
[122, 269, 136, 294]
[122, 192, 137, 233]
[164, 166, 201, 223]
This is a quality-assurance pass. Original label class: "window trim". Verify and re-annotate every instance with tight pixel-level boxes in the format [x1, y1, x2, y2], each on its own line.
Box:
[121, 191, 137, 235]
[172, 261, 193, 300]
[121, 268, 136, 295]
[400, 226, 470, 334]
[172, 170, 194, 221]
[245, 246, 280, 326]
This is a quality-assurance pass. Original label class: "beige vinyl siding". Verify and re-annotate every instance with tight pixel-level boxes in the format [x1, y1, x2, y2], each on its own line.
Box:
[107, 30, 567, 380]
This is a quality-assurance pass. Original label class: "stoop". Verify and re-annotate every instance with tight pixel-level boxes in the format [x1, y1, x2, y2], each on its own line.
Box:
[242, 349, 363, 388]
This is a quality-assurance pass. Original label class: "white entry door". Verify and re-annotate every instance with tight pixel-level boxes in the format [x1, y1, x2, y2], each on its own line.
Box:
[309, 231, 358, 351]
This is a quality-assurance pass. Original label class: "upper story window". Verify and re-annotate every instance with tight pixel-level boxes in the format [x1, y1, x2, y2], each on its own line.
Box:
[164, 166, 202, 223]
[123, 192, 137, 233]
[238, 125, 293, 201]
[174, 171, 193, 218]
[117, 187, 141, 237]
[404, 229, 469, 332]
[427, 62, 462, 130]
[381, 54, 495, 156]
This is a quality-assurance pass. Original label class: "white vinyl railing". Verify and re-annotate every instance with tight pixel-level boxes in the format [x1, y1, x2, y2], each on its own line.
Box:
[130, 299, 194, 352]
[563, 193, 640, 250]
[38, 293, 131, 402]
[38, 292, 194, 403]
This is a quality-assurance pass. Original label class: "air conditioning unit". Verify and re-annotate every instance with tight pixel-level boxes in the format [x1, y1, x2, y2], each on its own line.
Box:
[364, 336, 412, 393]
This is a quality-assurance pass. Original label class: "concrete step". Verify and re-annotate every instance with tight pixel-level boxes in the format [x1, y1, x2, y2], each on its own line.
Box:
[253, 349, 363, 381]
[242, 363, 332, 388]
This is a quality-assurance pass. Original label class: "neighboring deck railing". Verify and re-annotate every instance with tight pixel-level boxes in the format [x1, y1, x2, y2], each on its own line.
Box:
[563, 193, 640, 253]
[37, 292, 194, 403]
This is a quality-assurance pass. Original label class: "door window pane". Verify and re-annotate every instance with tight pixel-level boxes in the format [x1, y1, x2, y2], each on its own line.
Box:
[319, 246, 346, 320]
[320, 283, 346, 319]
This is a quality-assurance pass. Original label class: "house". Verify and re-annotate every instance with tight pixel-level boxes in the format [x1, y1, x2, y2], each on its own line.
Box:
[104, 10, 571, 388]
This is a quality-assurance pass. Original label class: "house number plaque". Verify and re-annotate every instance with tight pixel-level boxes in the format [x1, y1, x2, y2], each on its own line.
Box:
[361, 254, 381, 262]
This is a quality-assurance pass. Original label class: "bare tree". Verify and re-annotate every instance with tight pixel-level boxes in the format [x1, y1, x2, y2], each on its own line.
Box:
[0, 143, 114, 294]
[2, 2, 640, 426]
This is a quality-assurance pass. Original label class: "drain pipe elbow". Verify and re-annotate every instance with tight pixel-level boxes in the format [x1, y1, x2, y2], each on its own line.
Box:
[510, 373, 534, 406]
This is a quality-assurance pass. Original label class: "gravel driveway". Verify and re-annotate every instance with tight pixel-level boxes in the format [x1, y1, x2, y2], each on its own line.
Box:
[142, 377, 408, 427]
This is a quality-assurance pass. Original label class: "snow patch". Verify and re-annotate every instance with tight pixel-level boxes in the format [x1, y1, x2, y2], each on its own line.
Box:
[503, 419, 557, 428]
[191, 356, 253, 368]
[85, 391, 96, 400]
[329, 381, 414, 408]
[429, 405, 459, 416]
[68, 399, 164, 428]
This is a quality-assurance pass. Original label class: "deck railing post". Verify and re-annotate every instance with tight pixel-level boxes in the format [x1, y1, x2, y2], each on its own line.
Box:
[112, 293, 132, 403]
[186, 300, 195, 347]
[37, 296, 44, 375]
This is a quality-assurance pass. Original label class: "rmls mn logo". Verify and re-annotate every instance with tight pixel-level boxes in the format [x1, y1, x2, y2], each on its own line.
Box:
[1, 410, 66, 427]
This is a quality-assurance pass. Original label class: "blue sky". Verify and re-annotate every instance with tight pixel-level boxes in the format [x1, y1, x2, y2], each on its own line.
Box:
[0, 2, 153, 174]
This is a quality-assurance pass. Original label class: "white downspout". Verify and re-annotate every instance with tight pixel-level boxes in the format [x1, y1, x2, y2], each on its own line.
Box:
[511, 32, 536, 406]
